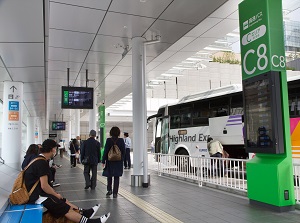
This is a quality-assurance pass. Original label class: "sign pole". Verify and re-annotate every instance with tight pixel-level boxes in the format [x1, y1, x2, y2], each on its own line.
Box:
[239, 0, 295, 211]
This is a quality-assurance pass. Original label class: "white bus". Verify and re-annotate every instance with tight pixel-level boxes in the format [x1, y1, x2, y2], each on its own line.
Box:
[148, 75, 300, 167]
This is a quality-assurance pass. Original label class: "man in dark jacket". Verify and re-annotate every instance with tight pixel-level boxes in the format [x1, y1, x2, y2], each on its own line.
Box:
[81, 130, 101, 190]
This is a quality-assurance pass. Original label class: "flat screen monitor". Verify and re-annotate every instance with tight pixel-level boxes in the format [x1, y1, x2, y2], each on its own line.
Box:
[52, 122, 66, 131]
[243, 71, 284, 154]
[61, 86, 94, 109]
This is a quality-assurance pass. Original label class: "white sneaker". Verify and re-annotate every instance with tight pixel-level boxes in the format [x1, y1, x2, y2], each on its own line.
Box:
[52, 182, 60, 187]
[90, 204, 100, 219]
[100, 212, 110, 223]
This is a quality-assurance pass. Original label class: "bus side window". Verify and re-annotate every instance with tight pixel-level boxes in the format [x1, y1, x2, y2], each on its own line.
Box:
[181, 113, 191, 127]
[209, 97, 229, 118]
[230, 94, 244, 115]
[170, 115, 181, 129]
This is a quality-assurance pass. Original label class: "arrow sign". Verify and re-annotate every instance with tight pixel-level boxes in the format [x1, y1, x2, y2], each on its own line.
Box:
[10, 86, 17, 92]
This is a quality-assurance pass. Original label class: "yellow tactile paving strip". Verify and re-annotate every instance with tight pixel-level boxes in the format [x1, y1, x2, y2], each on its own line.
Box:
[73, 159, 183, 223]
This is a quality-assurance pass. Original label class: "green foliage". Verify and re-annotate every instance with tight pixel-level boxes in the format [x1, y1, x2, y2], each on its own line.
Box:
[212, 52, 241, 65]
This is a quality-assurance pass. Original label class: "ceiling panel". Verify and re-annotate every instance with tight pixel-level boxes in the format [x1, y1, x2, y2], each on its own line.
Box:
[0, 43, 44, 67]
[24, 82, 46, 93]
[85, 63, 115, 75]
[86, 51, 122, 65]
[109, 66, 132, 76]
[109, 0, 173, 18]
[209, 0, 241, 18]
[165, 51, 199, 63]
[49, 29, 95, 50]
[48, 60, 82, 73]
[200, 18, 239, 38]
[50, 2, 106, 33]
[105, 74, 130, 83]
[91, 35, 131, 54]
[181, 37, 219, 52]
[146, 61, 162, 72]
[98, 12, 155, 38]
[143, 19, 194, 44]
[52, 0, 111, 10]
[152, 50, 176, 62]
[48, 47, 88, 62]
[160, 0, 227, 25]
[167, 37, 197, 51]
[0, 66, 11, 81]
[9, 67, 45, 82]
[152, 62, 178, 71]
[0, 0, 43, 42]
[145, 42, 172, 57]
[185, 17, 223, 37]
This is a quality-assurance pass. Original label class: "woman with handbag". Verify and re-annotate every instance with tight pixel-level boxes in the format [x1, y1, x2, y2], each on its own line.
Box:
[102, 126, 125, 198]
[70, 138, 79, 167]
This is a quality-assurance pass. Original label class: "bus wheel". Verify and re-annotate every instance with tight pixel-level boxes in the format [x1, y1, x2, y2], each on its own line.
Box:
[176, 149, 190, 172]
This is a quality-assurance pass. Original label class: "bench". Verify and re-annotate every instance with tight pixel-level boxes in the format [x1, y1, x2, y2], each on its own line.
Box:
[0, 203, 43, 223]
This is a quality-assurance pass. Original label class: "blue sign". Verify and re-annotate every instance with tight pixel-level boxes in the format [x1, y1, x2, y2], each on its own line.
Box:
[9, 101, 19, 111]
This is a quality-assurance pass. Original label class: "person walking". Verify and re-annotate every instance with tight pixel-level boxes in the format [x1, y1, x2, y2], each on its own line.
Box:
[81, 130, 101, 190]
[102, 126, 125, 198]
[70, 138, 79, 167]
[123, 132, 132, 169]
[24, 139, 110, 223]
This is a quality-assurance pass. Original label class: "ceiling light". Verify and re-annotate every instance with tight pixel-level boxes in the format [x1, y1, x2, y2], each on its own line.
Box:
[227, 32, 240, 37]
[172, 66, 193, 70]
[186, 57, 203, 61]
[161, 73, 184, 77]
[204, 46, 232, 51]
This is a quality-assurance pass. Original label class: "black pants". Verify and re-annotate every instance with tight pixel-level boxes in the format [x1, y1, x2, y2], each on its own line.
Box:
[84, 164, 98, 189]
[107, 176, 120, 194]
[70, 155, 76, 167]
[49, 167, 56, 182]
[124, 148, 131, 168]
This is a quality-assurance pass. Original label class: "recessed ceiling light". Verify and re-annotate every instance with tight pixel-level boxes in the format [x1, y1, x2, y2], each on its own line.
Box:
[140, 0, 147, 2]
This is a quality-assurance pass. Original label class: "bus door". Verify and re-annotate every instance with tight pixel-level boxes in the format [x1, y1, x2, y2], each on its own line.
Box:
[155, 116, 169, 154]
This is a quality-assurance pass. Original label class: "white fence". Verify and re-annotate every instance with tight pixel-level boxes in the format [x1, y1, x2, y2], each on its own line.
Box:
[150, 153, 300, 204]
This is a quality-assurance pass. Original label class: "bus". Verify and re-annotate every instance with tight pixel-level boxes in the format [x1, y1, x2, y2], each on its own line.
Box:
[148, 75, 300, 167]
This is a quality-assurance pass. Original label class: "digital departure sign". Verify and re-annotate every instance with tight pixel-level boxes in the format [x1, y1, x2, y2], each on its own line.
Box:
[52, 122, 66, 131]
[243, 71, 284, 154]
[61, 86, 94, 109]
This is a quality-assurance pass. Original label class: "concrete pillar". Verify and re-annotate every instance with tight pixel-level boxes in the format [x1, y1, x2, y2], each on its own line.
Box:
[131, 37, 149, 187]
[1, 81, 23, 168]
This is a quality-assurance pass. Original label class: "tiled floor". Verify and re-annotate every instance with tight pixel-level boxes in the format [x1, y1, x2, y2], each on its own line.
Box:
[54, 156, 300, 223]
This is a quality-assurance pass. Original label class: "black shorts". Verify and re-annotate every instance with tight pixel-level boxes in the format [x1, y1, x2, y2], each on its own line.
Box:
[42, 194, 70, 218]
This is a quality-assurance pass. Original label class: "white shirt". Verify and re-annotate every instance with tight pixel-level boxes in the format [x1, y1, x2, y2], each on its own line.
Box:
[124, 137, 131, 149]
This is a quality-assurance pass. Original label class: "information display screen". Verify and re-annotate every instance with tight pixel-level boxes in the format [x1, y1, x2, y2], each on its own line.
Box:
[52, 122, 66, 131]
[243, 71, 284, 154]
[61, 86, 94, 109]
[244, 78, 273, 148]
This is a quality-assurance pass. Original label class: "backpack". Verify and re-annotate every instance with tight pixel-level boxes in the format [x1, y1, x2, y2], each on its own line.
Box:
[9, 157, 45, 205]
[108, 139, 122, 161]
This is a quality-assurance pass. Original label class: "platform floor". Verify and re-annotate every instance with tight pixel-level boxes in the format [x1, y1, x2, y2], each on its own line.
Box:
[54, 155, 300, 223]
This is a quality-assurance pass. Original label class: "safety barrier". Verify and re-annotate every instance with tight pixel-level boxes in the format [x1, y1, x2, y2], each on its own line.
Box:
[151, 153, 300, 204]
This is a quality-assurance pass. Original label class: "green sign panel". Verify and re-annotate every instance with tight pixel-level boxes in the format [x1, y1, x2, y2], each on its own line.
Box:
[239, 0, 285, 79]
[63, 90, 69, 105]
[99, 104, 106, 159]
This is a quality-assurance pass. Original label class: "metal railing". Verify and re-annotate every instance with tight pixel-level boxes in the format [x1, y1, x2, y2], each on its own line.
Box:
[151, 153, 300, 204]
